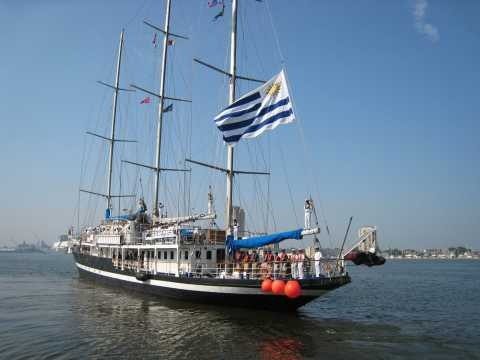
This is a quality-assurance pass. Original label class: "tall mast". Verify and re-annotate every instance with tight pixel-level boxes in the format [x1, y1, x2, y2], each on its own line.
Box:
[106, 30, 125, 211]
[153, 0, 172, 217]
[226, 0, 238, 233]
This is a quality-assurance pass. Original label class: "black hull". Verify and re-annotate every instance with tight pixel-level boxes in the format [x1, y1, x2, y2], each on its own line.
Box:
[74, 252, 350, 312]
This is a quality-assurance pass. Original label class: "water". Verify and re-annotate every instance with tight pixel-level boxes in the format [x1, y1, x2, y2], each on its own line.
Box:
[0, 253, 479, 359]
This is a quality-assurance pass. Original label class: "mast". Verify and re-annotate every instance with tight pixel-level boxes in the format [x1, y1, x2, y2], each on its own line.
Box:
[107, 30, 125, 212]
[226, 0, 238, 233]
[153, 0, 172, 217]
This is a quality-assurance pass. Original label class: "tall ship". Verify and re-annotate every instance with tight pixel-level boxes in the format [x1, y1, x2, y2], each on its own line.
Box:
[72, 0, 383, 311]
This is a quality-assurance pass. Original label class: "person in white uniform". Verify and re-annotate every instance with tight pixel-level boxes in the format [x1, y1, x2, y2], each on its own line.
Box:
[297, 249, 305, 280]
[314, 247, 323, 277]
[304, 199, 313, 229]
[233, 218, 238, 240]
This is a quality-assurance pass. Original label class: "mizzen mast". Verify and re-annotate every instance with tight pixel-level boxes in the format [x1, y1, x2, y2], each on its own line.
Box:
[225, 0, 238, 234]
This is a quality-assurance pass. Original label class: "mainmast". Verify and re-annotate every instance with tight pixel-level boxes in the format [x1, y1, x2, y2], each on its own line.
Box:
[226, 0, 238, 234]
[106, 30, 125, 211]
[153, 0, 172, 217]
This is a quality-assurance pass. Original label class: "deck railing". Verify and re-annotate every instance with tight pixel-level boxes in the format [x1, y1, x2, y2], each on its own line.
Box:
[112, 258, 346, 279]
[181, 259, 345, 280]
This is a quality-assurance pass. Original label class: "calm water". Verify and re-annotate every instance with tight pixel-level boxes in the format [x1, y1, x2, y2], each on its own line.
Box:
[0, 253, 479, 359]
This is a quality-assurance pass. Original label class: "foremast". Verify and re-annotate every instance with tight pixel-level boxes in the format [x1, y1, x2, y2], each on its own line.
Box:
[80, 29, 135, 218]
[106, 30, 125, 212]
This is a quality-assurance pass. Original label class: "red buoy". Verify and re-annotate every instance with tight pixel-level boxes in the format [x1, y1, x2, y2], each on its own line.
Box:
[261, 279, 273, 292]
[271, 280, 285, 295]
[284, 280, 302, 299]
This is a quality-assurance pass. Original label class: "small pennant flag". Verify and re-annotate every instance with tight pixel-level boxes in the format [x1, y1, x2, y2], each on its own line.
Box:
[140, 97, 151, 104]
[208, 0, 223, 7]
[163, 104, 173, 113]
[167, 39, 175, 46]
[213, 3, 225, 21]
[152, 33, 157, 48]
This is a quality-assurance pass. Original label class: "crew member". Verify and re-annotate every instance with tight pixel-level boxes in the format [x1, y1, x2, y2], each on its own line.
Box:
[251, 250, 259, 278]
[297, 249, 305, 279]
[304, 199, 313, 229]
[265, 249, 274, 277]
[279, 249, 288, 277]
[273, 251, 281, 279]
[291, 250, 298, 279]
[243, 251, 251, 279]
[314, 247, 323, 277]
[233, 218, 239, 240]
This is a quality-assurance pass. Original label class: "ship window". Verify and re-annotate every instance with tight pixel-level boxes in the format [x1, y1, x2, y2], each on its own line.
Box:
[184, 251, 188, 260]
[195, 250, 201, 259]
[158, 251, 161, 258]
[163, 251, 168, 260]
[170, 251, 174, 260]
[206, 250, 212, 260]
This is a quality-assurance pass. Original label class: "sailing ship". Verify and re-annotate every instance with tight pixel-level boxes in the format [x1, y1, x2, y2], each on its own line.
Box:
[71, 0, 375, 311]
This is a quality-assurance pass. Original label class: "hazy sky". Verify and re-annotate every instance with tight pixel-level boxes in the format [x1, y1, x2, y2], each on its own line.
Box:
[0, 0, 478, 250]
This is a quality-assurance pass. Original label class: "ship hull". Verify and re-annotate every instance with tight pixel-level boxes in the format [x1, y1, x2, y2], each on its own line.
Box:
[73, 252, 350, 311]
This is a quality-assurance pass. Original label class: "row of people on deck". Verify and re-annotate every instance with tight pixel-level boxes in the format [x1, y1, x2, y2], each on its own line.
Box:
[233, 248, 325, 279]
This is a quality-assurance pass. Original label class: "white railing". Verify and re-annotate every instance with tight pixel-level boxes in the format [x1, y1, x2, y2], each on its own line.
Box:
[180, 259, 345, 280]
[112, 258, 346, 279]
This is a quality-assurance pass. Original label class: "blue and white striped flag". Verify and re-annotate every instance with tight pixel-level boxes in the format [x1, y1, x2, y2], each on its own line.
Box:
[214, 70, 295, 145]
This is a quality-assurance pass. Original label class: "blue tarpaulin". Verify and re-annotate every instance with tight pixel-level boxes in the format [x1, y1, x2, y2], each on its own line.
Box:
[227, 228, 303, 253]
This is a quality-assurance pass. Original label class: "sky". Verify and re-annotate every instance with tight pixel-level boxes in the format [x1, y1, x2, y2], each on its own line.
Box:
[0, 0, 478, 250]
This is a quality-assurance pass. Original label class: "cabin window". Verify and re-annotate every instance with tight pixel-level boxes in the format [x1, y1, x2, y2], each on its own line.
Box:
[158, 251, 161, 259]
[170, 251, 174, 260]
[195, 250, 201, 259]
[163, 251, 168, 260]
[184, 251, 188, 260]
[206, 250, 212, 260]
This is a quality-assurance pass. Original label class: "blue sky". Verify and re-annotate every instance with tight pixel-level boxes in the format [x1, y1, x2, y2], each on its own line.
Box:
[0, 0, 478, 249]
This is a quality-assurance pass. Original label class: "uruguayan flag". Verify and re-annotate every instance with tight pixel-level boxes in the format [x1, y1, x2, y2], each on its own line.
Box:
[215, 70, 295, 144]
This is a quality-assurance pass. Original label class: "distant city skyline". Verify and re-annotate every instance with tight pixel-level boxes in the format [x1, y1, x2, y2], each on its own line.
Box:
[0, 1, 479, 249]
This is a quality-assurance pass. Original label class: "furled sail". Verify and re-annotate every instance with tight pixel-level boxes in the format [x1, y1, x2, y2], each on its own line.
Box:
[227, 228, 303, 252]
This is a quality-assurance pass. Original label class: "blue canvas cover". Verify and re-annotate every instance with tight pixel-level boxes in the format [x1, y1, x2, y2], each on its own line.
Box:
[227, 228, 303, 252]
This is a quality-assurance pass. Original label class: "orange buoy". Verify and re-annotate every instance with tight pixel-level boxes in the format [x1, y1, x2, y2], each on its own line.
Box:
[284, 280, 302, 299]
[271, 280, 285, 295]
[261, 278, 273, 292]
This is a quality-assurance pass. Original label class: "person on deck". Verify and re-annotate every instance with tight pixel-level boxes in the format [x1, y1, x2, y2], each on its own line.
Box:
[251, 250, 259, 278]
[243, 251, 251, 279]
[314, 247, 323, 277]
[297, 249, 306, 279]
[273, 251, 281, 279]
[291, 250, 298, 279]
[279, 249, 288, 278]
[233, 219, 239, 240]
[234, 250, 242, 276]
[265, 249, 274, 277]
[304, 199, 313, 229]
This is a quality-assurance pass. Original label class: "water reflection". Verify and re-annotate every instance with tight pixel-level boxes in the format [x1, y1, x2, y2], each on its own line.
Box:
[71, 277, 400, 359]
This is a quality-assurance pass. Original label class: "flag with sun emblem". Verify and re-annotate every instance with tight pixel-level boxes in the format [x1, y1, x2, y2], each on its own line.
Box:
[214, 70, 295, 144]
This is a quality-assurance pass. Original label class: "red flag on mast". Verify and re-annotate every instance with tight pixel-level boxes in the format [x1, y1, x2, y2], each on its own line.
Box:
[140, 97, 151, 104]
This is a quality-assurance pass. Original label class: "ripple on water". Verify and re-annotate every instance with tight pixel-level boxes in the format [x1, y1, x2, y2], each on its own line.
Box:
[0, 254, 479, 359]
